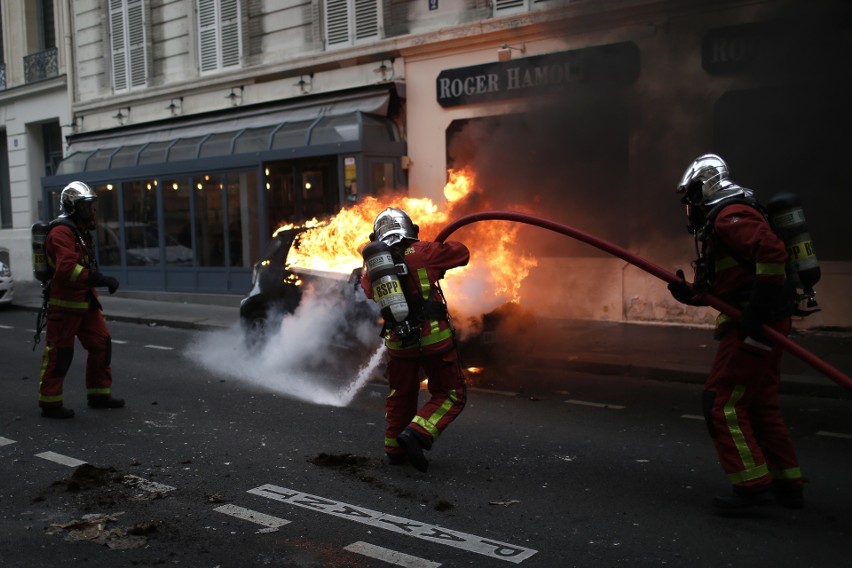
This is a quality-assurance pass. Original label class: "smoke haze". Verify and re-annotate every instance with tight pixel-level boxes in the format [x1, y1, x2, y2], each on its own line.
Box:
[185, 280, 384, 407]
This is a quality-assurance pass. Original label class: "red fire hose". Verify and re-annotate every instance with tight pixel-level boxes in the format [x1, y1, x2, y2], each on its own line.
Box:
[435, 210, 852, 391]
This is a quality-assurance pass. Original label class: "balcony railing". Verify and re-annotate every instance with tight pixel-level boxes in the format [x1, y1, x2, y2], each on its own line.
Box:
[0, 64, 6, 90]
[24, 47, 58, 83]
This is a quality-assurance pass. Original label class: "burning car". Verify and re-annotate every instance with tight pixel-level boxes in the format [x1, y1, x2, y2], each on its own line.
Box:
[239, 226, 379, 349]
[238, 219, 537, 389]
[239, 170, 541, 384]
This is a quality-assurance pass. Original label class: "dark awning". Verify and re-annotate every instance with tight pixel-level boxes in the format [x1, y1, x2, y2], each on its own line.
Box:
[58, 88, 396, 175]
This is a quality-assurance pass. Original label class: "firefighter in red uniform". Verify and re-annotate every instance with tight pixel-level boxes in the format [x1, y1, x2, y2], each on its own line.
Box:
[361, 208, 470, 472]
[668, 154, 804, 510]
[38, 181, 124, 419]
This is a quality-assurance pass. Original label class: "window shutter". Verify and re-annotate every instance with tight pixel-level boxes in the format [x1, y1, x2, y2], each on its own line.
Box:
[353, 0, 378, 41]
[220, 0, 240, 68]
[127, 0, 146, 88]
[199, 0, 241, 73]
[325, 0, 350, 47]
[109, 0, 128, 91]
[494, 0, 527, 13]
[198, 0, 218, 73]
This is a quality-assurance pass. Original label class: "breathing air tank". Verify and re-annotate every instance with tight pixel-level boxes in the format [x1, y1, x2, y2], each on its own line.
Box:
[362, 240, 409, 325]
[767, 193, 820, 306]
[31, 221, 51, 283]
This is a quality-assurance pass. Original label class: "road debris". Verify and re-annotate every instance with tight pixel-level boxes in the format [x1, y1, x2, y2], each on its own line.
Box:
[46, 512, 153, 550]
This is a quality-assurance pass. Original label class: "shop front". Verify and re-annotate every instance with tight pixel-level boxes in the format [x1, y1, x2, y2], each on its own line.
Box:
[41, 88, 407, 294]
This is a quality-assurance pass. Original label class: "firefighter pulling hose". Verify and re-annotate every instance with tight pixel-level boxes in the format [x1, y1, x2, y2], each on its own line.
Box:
[434, 210, 851, 391]
[361, 207, 470, 472]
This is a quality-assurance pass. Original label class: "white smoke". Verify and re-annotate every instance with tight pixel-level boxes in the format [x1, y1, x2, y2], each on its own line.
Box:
[184, 280, 385, 407]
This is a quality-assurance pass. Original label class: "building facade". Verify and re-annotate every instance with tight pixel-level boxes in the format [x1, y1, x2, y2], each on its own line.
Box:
[1, 0, 849, 327]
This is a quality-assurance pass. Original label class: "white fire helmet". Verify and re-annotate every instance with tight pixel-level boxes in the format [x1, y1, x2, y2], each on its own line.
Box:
[676, 153, 750, 207]
[372, 207, 419, 246]
[59, 181, 98, 218]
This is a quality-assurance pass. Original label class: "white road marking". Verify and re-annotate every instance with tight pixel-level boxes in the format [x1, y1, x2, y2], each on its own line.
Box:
[0, 324, 14, 329]
[112, 339, 128, 344]
[817, 430, 852, 440]
[144, 344, 173, 351]
[249, 484, 537, 564]
[214, 504, 291, 530]
[468, 387, 518, 397]
[345, 541, 441, 568]
[0, 436, 17, 447]
[35, 451, 86, 467]
[121, 474, 176, 494]
[681, 414, 705, 420]
[564, 399, 625, 410]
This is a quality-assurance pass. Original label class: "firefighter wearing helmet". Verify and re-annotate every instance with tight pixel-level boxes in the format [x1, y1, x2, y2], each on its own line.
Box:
[37, 181, 124, 419]
[361, 207, 470, 472]
[668, 154, 803, 510]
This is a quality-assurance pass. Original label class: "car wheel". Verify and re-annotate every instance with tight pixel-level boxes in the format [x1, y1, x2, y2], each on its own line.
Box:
[243, 311, 269, 350]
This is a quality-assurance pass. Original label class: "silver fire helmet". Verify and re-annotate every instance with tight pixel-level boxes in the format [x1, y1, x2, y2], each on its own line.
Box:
[59, 181, 98, 218]
[372, 207, 419, 246]
[676, 153, 750, 207]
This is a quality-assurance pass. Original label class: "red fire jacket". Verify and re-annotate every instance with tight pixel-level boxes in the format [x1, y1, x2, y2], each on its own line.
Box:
[708, 202, 788, 329]
[362, 239, 470, 357]
[46, 221, 101, 313]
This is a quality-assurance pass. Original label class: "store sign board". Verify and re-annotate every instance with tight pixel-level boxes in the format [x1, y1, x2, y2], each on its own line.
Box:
[436, 42, 638, 108]
[703, 17, 841, 75]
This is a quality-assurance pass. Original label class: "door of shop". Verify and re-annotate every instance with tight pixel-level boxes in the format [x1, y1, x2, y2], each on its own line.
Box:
[264, 158, 338, 234]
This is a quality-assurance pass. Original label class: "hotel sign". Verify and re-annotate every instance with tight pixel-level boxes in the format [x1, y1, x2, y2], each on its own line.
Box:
[436, 42, 639, 108]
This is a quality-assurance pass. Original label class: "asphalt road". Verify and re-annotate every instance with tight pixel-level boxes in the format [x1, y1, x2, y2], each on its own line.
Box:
[1, 308, 852, 567]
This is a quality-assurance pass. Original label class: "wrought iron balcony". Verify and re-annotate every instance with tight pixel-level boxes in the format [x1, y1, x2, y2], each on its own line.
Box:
[24, 47, 58, 83]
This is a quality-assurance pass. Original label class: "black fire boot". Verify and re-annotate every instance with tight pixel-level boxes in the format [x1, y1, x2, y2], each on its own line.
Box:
[772, 482, 804, 509]
[713, 485, 771, 511]
[41, 406, 75, 419]
[397, 427, 429, 473]
[87, 395, 126, 409]
[387, 453, 407, 466]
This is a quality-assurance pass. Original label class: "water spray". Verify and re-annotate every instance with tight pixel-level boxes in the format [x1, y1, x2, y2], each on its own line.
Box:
[435, 211, 852, 391]
[337, 343, 386, 406]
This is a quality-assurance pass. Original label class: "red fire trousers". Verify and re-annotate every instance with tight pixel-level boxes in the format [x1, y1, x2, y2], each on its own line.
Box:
[38, 308, 113, 408]
[703, 319, 803, 489]
[384, 349, 466, 457]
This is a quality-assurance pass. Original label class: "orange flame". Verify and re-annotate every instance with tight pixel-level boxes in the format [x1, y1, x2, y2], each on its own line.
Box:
[279, 167, 536, 313]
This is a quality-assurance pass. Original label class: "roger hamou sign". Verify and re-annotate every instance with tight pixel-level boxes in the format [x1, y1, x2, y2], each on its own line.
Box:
[436, 41, 639, 108]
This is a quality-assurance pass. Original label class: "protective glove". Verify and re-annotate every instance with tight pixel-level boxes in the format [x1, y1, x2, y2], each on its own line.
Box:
[104, 275, 119, 295]
[668, 269, 698, 305]
[89, 271, 120, 295]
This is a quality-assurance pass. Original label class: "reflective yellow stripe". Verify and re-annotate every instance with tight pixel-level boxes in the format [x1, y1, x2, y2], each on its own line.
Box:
[385, 327, 453, 349]
[715, 257, 739, 272]
[39, 344, 63, 403]
[770, 467, 802, 480]
[39, 344, 52, 381]
[716, 313, 732, 327]
[70, 264, 84, 282]
[756, 262, 786, 276]
[385, 437, 399, 448]
[416, 267, 442, 335]
[727, 463, 769, 484]
[417, 268, 430, 299]
[412, 388, 460, 441]
[39, 393, 64, 403]
[86, 388, 110, 395]
[724, 384, 768, 483]
[48, 297, 90, 310]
